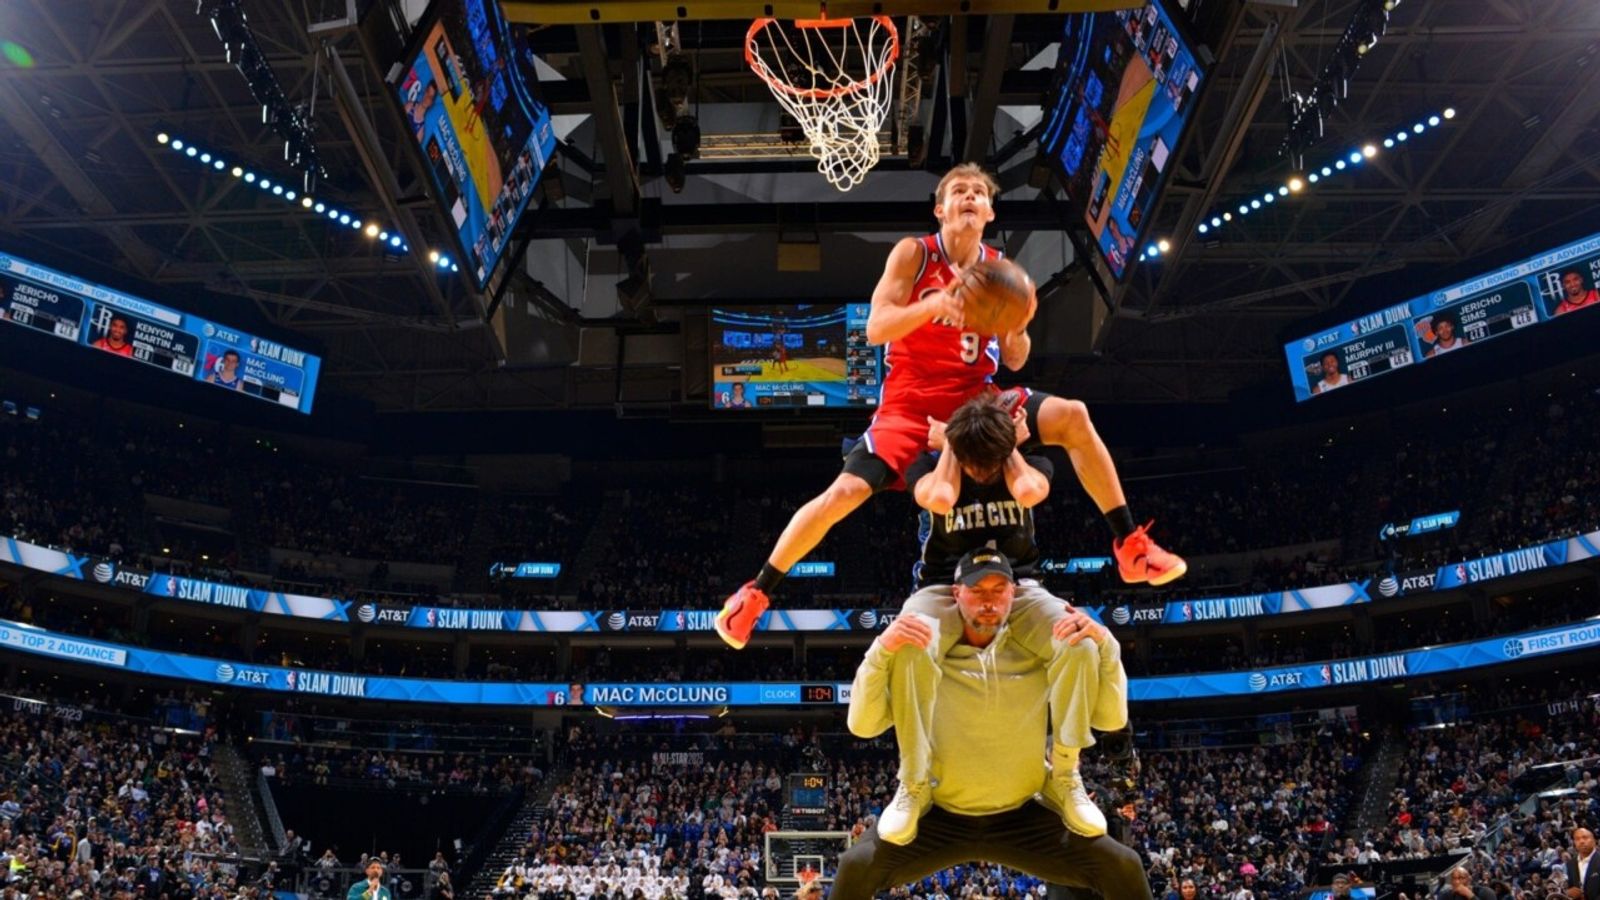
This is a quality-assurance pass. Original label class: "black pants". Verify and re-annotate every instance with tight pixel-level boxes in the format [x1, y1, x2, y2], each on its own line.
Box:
[830, 802, 1151, 900]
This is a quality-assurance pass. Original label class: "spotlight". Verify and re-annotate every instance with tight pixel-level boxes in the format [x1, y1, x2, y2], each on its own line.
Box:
[451, 264, 460, 272]
[1239, 204, 1249, 215]
[1413, 123, 1425, 133]
[1362, 144, 1377, 158]
[1443, 107, 1456, 119]
[1222, 212, 1232, 222]
[1383, 138, 1394, 148]
[1288, 177, 1304, 192]
[428, 250, 441, 263]
[200, 153, 212, 163]
[213, 160, 225, 170]
[378, 231, 389, 241]
[157, 133, 170, 145]
[1349, 151, 1363, 164]
[1321, 166, 1332, 176]
[1382, 0, 1400, 10]
[231, 166, 243, 177]
[1309, 173, 1320, 183]
[300, 197, 313, 208]
[185, 146, 197, 157]
[1397, 131, 1408, 142]
[1210, 217, 1222, 227]
[338, 214, 350, 224]
[364, 224, 379, 237]
[285, 191, 296, 200]
[1146, 244, 1161, 257]
[1278, 186, 1290, 196]
[314, 203, 325, 213]
[1264, 193, 1275, 204]
[259, 179, 271, 189]
[1336, 160, 1346, 170]
[327, 209, 339, 220]
[272, 185, 283, 195]
[1428, 115, 1441, 126]
[1251, 199, 1261, 209]
[1157, 238, 1171, 253]
[389, 236, 402, 248]
[244, 172, 256, 183]
[171, 139, 184, 150]
[350, 219, 362, 230]
[438, 255, 451, 268]
[1198, 223, 1209, 234]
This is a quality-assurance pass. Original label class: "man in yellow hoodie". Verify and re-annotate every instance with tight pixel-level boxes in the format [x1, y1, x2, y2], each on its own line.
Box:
[834, 547, 1151, 900]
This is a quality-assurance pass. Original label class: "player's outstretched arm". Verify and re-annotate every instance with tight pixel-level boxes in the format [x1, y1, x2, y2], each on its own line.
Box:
[866, 238, 960, 344]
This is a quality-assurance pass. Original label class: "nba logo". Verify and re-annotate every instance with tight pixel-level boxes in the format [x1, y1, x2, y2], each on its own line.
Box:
[285, 671, 297, 690]
[165, 577, 178, 595]
[426, 609, 439, 627]
[1319, 664, 1332, 684]
[1454, 564, 1468, 584]
[672, 612, 686, 631]
[1180, 603, 1192, 622]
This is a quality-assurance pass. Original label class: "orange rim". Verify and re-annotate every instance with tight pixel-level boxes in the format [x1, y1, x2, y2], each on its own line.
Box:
[745, 15, 900, 101]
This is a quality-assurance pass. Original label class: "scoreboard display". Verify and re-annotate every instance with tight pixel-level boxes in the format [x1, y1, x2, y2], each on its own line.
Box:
[1286, 230, 1600, 402]
[0, 250, 321, 414]
[710, 304, 882, 410]
[786, 773, 829, 817]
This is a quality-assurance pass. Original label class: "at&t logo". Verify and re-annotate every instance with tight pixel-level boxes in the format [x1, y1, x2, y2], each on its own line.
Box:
[1247, 672, 1268, 692]
[215, 663, 235, 683]
[1376, 575, 1399, 598]
[1110, 606, 1131, 626]
[92, 562, 115, 584]
[857, 610, 879, 629]
[356, 604, 377, 623]
[606, 612, 626, 630]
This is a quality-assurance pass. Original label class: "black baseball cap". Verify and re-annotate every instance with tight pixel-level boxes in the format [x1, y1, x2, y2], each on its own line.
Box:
[955, 549, 1014, 586]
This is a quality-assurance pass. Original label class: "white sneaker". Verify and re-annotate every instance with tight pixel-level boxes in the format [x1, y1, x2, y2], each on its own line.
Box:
[1053, 768, 1107, 837]
[876, 781, 931, 845]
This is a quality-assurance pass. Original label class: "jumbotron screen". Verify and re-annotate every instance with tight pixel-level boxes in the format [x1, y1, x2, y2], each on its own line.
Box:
[1039, 0, 1208, 281]
[709, 305, 881, 410]
[392, 0, 557, 289]
[1286, 230, 1600, 402]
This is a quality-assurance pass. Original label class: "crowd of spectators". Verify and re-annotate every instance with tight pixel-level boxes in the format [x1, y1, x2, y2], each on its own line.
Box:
[0, 700, 253, 898]
[256, 744, 544, 795]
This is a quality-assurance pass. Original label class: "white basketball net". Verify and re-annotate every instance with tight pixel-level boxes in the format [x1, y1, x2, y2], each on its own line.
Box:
[746, 17, 899, 192]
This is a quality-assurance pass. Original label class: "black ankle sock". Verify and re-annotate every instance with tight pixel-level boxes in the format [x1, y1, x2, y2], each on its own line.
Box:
[754, 563, 786, 594]
[1106, 505, 1137, 541]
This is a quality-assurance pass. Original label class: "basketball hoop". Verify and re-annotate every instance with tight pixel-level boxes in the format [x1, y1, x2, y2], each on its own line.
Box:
[746, 16, 899, 192]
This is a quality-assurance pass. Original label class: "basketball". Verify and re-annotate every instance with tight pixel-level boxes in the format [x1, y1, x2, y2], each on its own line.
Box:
[955, 258, 1035, 335]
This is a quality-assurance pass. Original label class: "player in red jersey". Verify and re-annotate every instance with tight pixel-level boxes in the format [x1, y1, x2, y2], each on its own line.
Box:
[715, 164, 1185, 649]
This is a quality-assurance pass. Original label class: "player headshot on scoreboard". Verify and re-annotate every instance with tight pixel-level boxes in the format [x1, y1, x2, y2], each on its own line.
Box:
[1423, 309, 1468, 358]
[728, 382, 751, 409]
[1311, 352, 1349, 393]
[1555, 268, 1600, 316]
[566, 683, 585, 706]
[91, 314, 135, 357]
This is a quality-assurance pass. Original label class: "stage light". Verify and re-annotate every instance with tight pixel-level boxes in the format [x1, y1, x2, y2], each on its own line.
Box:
[185, 146, 197, 157]
[1210, 217, 1222, 228]
[1349, 151, 1363, 164]
[1413, 123, 1425, 133]
[1239, 204, 1249, 215]
[451, 264, 459, 272]
[438, 255, 451, 268]
[327, 209, 339, 220]
[378, 231, 389, 241]
[1428, 115, 1441, 127]
[1383, 138, 1394, 148]
[1251, 199, 1261, 209]
[1278, 186, 1290, 196]
[1336, 160, 1346, 170]
[300, 197, 313, 208]
[213, 160, 225, 170]
[1222, 212, 1232, 222]
[1145, 244, 1161, 258]
[157, 133, 170, 145]
[231, 166, 243, 177]
[314, 203, 325, 214]
[1309, 173, 1320, 183]
[1443, 107, 1456, 119]
[364, 224, 379, 237]
[1157, 238, 1171, 253]
[1198, 223, 1209, 234]
[389, 236, 402, 248]
[272, 185, 283, 196]
[244, 172, 255, 183]
[171, 139, 184, 150]
[285, 190, 296, 200]
[1362, 144, 1377, 158]
[428, 250, 441, 263]
[350, 219, 362, 230]
[259, 179, 271, 189]
[200, 153, 212, 163]
[1288, 177, 1304, 192]
[338, 214, 350, 225]
[1321, 166, 1332, 176]
[1397, 131, 1408, 142]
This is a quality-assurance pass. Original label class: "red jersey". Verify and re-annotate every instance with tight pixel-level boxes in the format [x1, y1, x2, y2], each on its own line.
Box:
[878, 233, 1003, 418]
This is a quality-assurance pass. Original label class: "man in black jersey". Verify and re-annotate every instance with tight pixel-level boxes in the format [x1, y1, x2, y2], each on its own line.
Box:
[865, 394, 1129, 847]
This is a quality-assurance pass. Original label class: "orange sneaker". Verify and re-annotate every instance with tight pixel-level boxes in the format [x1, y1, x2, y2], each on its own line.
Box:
[1114, 522, 1187, 586]
[715, 582, 770, 650]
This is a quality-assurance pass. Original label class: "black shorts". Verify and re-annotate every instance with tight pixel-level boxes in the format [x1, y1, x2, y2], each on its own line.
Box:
[840, 388, 1060, 493]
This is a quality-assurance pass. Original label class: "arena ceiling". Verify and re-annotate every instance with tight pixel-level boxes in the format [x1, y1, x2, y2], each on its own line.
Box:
[0, 0, 1596, 413]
